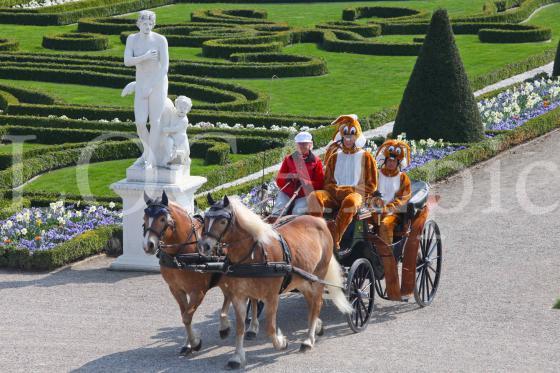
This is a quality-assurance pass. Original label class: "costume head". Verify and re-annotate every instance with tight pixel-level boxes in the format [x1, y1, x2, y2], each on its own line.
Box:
[137, 10, 156, 33]
[375, 139, 411, 169]
[331, 114, 366, 149]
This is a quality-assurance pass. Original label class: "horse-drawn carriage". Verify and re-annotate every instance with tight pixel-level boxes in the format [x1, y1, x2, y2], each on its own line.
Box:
[142, 180, 442, 367]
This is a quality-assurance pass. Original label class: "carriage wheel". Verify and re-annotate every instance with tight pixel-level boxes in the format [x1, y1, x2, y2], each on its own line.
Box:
[374, 277, 390, 300]
[346, 258, 375, 333]
[414, 220, 442, 307]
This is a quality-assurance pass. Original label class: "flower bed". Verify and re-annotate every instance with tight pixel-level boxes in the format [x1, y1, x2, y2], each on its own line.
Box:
[1, 200, 121, 252]
[479, 76, 560, 131]
[0, 201, 122, 270]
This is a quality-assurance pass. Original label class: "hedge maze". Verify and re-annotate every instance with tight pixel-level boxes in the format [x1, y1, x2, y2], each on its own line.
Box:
[0, 0, 558, 206]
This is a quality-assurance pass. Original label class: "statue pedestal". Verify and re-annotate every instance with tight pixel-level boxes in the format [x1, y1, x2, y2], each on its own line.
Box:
[109, 165, 206, 272]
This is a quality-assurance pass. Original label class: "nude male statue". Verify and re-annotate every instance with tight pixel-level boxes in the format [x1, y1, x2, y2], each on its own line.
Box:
[123, 10, 169, 168]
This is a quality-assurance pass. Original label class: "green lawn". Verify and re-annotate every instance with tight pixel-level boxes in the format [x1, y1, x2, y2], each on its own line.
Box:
[0, 142, 49, 155]
[23, 158, 222, 198]
[0, 1, 558, 117]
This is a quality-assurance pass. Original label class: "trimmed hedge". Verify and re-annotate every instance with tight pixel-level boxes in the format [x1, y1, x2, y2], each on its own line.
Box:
[453, 0, 558, 23]
[478, 27, 552, 43]
[0, 225, 122, 270]
[316, 21, 381, 37]
[0, 81, 55, 104]
[0, 64, 268, 112]
[0, 88, 18, 110]
[321, 29, 421, 56]
[42, 32, 109, 51]
[191, 9, 274, 25]
[202, 32, 290, 58]
[78, 16, 138, 34]
[342, 6, 428, 22]
[0, 0, 175, 25]
[0, 38, 18, 51]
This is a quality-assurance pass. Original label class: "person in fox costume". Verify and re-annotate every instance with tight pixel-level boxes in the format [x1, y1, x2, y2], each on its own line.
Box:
[308, 114, 377, 251]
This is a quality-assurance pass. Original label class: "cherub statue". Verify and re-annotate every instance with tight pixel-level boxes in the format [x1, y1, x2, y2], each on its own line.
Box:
[161, 96, 192, 169]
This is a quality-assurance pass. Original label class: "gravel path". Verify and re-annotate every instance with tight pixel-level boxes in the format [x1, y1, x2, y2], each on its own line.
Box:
[2, 128, 559, 372]
[199, 62, 554, 197]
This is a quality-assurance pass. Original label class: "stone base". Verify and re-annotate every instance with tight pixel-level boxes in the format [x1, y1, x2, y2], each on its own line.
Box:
[109, 167, 206, 272]
[126, 163, 190, 184]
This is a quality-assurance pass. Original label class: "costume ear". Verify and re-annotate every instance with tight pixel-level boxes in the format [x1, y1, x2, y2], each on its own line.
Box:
[223, 195, 230, 207]
[207, 193, 215, 206]
[161, 191, 169, 206]
[356, 134, 366, 148]
[399, 142, 411, 169]
[375, 145, 387, 164]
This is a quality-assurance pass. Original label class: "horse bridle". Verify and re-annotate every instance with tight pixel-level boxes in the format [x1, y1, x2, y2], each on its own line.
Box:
[202, 207, 233, 255]
[143, 203, 200, 250]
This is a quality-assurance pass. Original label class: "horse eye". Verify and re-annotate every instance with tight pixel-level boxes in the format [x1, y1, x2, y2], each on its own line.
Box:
[350, 127, 356, 135]
[388, 146, 395, 152]
[396, 148, 402, 154]
[343, 126, 348, 135]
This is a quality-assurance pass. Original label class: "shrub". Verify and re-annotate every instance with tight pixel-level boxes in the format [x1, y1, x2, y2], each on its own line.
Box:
[0, 38, 18, 51]
[342, 6, 427, 22]
[553, 40, 560, 77]
[316, 21, 381, 37]
[78, 17, 138, 34]
[478, 27, 551, 43]
[42, 32, 109, 51]
[0, 89, 18, 110]
[393, 9, 484, 143]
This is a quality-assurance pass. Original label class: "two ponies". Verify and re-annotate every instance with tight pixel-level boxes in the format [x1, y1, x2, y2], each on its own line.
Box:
[142, 191, 260, 355]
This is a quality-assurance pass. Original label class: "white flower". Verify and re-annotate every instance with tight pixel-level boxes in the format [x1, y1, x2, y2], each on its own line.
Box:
[111, 118, 121, 123]
[75, 210, 82, 218]
[109, 202, 116, 209]
[57, 217, 65, 225]
[88, 206, 97, 213]
[21, 228, 27, 235]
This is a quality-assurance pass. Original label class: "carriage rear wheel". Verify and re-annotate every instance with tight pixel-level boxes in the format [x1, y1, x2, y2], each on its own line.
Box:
[414, 220, 442, 307]
[346, 258, 375, 333]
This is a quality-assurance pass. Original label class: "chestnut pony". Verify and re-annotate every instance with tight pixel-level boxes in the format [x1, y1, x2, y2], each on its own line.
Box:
[198, 195, 352, 369]
[142, 191, 260, 356]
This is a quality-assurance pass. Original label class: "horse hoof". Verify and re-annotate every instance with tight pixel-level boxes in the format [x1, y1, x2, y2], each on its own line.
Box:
[226, 361, 242, 370]
[316, 325, 324, 336]
[220, 327, 230, 339]
[192, 339, 202, 352]
[245, 331, 257, 340]
[179, 345, 192, 356]
[299, 343, 312, 353]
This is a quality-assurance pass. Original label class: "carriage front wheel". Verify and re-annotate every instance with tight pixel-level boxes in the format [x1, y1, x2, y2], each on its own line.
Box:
[346, 258, 375, 333]
[414, 220, 442, 307]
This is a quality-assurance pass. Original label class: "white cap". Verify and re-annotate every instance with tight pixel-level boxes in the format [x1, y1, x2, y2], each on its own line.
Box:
[294, 131, 313, 143]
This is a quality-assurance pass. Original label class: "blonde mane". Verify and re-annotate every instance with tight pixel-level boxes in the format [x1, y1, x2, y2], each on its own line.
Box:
[229, 196, 278, 246]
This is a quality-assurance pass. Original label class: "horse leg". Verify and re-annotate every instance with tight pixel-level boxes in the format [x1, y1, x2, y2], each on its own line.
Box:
[245, 298, 260, 340]
[264, 294, 288, 351]
[169, 289, 193, 356]
[226, 296, 248, 369]
[299, 283, 324, 352]
[219, 292, 231, 339]
[181, 290, 204, 354]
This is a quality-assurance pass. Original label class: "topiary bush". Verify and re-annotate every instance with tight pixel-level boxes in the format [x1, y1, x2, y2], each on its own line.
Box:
[42, 32, 109, 51]
[393, 9, 484, 143]
[553, 40, 560, 77]
[0, 38, 18, 51]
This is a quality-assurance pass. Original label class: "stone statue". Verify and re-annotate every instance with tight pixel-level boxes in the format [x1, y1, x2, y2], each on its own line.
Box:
[123, 10, 169, 168]
[161, 96, 192, 168]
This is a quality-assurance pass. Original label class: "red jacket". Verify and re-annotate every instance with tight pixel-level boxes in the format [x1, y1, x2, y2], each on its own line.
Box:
[276, 151, 324, 198]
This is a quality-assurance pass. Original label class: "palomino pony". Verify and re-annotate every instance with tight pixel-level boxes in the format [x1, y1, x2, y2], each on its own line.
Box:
[198, 195, 352, 369]
[142, 191, 260, 355]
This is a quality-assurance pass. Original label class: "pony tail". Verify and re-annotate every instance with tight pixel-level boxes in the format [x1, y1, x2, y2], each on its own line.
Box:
[324, 258, 353, 314]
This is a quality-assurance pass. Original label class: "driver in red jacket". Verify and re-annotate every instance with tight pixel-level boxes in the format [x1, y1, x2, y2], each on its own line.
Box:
[272, 131, 324, 216]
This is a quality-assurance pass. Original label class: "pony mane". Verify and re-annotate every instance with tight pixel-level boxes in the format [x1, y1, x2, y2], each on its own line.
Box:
[229, 196, 278, 246]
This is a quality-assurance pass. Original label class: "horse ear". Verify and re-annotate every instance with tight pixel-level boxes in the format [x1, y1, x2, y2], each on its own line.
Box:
[207, 193, 215, 206]
[144, 192, 152, 205]
[161, 190, 169, 206]
[223, 195, 230, 207]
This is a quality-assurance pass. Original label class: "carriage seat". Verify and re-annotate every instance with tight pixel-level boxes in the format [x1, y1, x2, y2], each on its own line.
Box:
[406, 180, 429, 217]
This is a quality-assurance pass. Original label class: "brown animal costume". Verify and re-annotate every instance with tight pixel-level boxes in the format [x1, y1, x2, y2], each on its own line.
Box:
[373, 139, 412, 300]
[308, 115, 377, 250]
